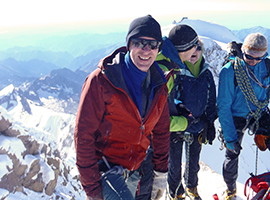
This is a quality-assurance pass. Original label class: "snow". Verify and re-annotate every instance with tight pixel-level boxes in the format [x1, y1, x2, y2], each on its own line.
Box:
[161, 18, 241, 44]
[23, 155, 39, 173]
[0, 188, 9, 199]
[1, 18, 270, 200]
[0, 135, 26, 160]
[0, 84, 14, 98]
[39, 160, 55, 185]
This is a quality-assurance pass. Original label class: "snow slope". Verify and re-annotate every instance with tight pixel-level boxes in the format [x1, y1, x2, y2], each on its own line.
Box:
[1, 18, 270, 200]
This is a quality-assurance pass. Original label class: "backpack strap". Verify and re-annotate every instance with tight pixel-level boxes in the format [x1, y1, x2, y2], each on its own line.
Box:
[264, 58, 270, 80]
[156, 59, 175, 71]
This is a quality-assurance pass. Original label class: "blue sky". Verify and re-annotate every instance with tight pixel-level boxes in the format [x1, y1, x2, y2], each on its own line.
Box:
[0, 0, 270, 35]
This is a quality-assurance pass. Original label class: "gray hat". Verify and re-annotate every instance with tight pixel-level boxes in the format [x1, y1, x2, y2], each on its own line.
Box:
[242, 33, 268, 55]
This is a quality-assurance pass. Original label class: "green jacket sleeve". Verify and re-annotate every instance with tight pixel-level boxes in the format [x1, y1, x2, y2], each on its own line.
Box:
[159, 64, 174, 94]
[170, 116, 188, 132]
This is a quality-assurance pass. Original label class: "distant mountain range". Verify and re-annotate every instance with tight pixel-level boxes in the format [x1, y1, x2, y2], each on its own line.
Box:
[1, 18, 270, 200]
[0, 32, 126, 70]
[0, 23, 269, 91]
[232, 26, 270, 51]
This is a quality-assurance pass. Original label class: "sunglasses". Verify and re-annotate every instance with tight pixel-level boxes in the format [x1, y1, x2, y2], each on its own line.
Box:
[196, 45, 202, 51]
[131, 38, 162, 50]
[244, 52, 268, 61]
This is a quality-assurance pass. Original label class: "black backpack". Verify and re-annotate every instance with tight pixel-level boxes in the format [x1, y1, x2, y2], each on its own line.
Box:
[223, 41, 270, 87]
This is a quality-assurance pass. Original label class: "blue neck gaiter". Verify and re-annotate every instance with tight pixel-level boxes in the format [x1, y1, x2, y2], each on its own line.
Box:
[122, 52, 148, 115]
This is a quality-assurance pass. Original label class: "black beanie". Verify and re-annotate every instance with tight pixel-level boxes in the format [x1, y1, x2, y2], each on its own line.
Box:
[168, 24, 198, 52]
[126, 15, 163, 51]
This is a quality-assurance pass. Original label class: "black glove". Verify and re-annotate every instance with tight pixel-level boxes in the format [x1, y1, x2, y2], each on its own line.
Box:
[207, 121, 216, 145]
[176, 103, 192, 118]
[176, 103, 195, 128]
[256, 128, 270, 136]
[265, 137, 270, 151]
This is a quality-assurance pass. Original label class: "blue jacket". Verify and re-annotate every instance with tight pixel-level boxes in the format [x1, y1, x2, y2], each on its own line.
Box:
[217, 56, 270, 143]
[178, 58, 217, 134]
[156, 37, 217, 135]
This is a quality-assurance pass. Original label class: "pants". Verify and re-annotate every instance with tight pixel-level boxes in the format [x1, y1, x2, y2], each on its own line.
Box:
[168, 132, 202, 197]
[99, 161, 140, 200]
[135, 148, 154, 200]
[222, 131, 244, 191]
[222, 116, 246, 191]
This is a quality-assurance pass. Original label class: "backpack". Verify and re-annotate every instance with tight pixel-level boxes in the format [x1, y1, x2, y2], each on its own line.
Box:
[223, 41, 270, 87]
[244, 172, 270, 200]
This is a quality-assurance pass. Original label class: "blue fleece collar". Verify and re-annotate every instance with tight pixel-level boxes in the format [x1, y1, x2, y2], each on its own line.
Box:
[160, 36, 186, 69]
[122, 52, 148, 115]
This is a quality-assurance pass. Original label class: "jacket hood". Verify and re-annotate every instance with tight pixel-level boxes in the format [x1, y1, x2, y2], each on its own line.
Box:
[160, 36, 186, 69]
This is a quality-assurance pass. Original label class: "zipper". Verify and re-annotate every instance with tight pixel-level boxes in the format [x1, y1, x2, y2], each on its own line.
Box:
[141, 122, 145, 135]
[102, 130, 110, 153]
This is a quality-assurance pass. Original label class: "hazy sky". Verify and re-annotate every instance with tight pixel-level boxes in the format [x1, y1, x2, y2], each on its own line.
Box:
[1, 0, 270, 35]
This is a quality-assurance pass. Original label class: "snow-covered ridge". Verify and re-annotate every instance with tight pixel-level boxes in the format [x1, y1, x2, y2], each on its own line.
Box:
[1, 18, 270, 199]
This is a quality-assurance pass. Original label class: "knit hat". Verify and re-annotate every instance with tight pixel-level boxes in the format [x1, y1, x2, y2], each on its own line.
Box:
[242, 33, 268, 55]
[126, 15, 163, 51]
[168, 24, 198, 52]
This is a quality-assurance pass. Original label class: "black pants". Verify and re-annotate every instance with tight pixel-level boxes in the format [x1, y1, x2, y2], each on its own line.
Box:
[223, 131, 244, 191]
[222, 111, 270, 191]
[168, 132, 202, 197]
[135, 148, 154, 200]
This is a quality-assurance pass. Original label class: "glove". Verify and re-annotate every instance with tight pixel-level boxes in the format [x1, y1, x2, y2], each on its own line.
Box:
[265, 137, 270, 151]
[207, 121, 216, 145]
[176, 103, 192, 118]
[151, 170, 167, 200]
[254, 128, 270, 151]
[176, 103, 195, 128]
[226, 141, 242, 154]
[86, 193, 103, 200]
[199, 114, 215, 145]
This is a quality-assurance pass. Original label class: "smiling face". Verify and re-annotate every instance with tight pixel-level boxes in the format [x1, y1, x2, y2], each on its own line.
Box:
[129, 36, 159, 72]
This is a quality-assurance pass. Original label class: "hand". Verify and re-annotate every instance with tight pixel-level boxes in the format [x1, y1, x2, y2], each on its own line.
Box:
[198, 115, 215, 145]
[265, 137, 270, 151]
[176, 104, 196, 129]
[86, 193, 103, 200]
[151, 171, 167, 200]
[207, 121, 216, 145]
[176, 103, 192, 118]
[254, 133, 270, 151]
[226, 141, 242, 154]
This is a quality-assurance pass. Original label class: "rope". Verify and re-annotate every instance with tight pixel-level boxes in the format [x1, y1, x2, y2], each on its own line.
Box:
[255, 146, 258, 176]
[263, 187, 270, 200]
[234, 57, 270, 134]
[174, 132, 193, 199]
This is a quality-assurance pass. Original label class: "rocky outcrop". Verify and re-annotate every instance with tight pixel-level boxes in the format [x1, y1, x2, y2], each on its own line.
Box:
[0, 112, 81, 199]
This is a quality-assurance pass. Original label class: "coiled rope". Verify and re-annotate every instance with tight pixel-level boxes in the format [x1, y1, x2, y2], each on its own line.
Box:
[234, 57, 270, 134]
